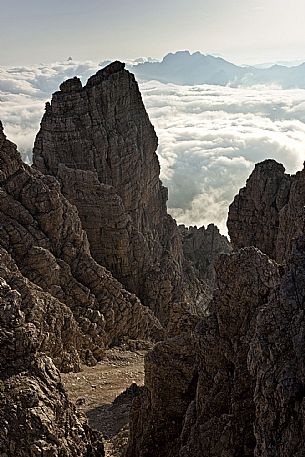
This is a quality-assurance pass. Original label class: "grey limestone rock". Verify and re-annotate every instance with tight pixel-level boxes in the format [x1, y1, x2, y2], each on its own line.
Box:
[127, 247, 280, 457]
[179, 223, 232, 286]
[128, 159, 305, 457]
[33, 61, 210, 327]
[0, 252, 104, 456]
[227, 159, 305, 263]
[0, 121, 163, 367]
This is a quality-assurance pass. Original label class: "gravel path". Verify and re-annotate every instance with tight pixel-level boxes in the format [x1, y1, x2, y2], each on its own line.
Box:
[62, 349, 146, 456]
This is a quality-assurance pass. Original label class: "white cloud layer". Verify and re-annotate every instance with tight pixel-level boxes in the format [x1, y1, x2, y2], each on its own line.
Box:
[1, 61, 305, 234]
[141, 81, 305, 233]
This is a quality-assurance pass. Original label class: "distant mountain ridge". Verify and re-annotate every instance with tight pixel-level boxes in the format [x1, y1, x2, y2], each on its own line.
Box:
[129, 50, 305, 88]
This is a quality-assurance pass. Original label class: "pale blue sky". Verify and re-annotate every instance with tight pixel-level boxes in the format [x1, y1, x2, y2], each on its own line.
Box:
[1, 0, 305, 65]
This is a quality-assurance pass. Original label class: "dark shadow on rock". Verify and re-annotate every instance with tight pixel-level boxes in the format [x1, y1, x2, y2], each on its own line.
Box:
[86, 383, 142, 438]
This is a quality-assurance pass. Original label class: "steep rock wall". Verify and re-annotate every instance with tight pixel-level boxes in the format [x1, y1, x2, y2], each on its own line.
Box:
[127, 248, 279, 457]
[0, 121, 163, 366]
[179, 223, 232, 285]
[33, 62, 210, 325]
[227, 159, 305, 263]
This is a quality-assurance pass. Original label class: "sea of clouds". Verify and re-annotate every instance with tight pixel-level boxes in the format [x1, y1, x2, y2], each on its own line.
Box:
[1, 60, 305, 234]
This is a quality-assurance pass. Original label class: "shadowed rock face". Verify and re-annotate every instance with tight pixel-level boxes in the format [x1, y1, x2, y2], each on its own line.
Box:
[33, 62, 210, 325]
[227, 159, 305, 263]
[127, 161, 305, 457]
[179, 223, 232, 286]
[227, 160, 292, 260]
[178, 248, 279, 457]
[248, 231, 305, 457]
[0, 357, 105, 457]
[127, 333, 198, 457]
[127, 248, 280, 457]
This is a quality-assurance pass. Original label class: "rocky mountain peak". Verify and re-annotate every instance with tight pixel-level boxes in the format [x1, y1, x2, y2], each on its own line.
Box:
[33, 62, 210, 326]
[6, 61, 305, 457]
[228, 158, 292, 259]
[0, 62, 218, 455]
[86, 60, 125, 86]
[60, 75, 82, 92]
[179, 223, 231, 285]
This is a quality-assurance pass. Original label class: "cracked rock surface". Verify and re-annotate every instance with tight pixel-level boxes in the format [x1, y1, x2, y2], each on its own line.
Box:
[127, 161, 305, 457]
[227, 159, 305, 263]
[33, 62, 211, 326]
[127, 247, 280, 457]
[0, 248, 104, 456]
[0, 121, 163, 367]
[179, 223, 231, 286]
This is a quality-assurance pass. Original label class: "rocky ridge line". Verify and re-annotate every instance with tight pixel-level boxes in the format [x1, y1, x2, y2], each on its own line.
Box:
[0, 120, 163, 369]
[227, 159, 305, 263]
[179, 223, 231, 286]
[127, 160, 305, 457]
[33, 61, 211, 327]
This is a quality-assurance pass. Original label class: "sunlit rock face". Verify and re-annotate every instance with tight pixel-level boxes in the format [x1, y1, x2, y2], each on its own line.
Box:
[0, 231, 104, 455]
[0, 120, 163, 367]
[33, 61, 211, 326]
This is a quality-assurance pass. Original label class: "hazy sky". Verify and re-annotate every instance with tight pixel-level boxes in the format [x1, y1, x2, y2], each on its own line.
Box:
[1, 0, 305, 65]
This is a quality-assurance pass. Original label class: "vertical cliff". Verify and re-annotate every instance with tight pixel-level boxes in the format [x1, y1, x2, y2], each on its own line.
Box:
[227, 159, 305, 263]
[33, 62, 209, 325]
[127, 248, 280, 457]
[179, 223, 232, 286]
[248, 230, 305, 457]
[128, 160, 305, 457]
[0, 121, 163, 365]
